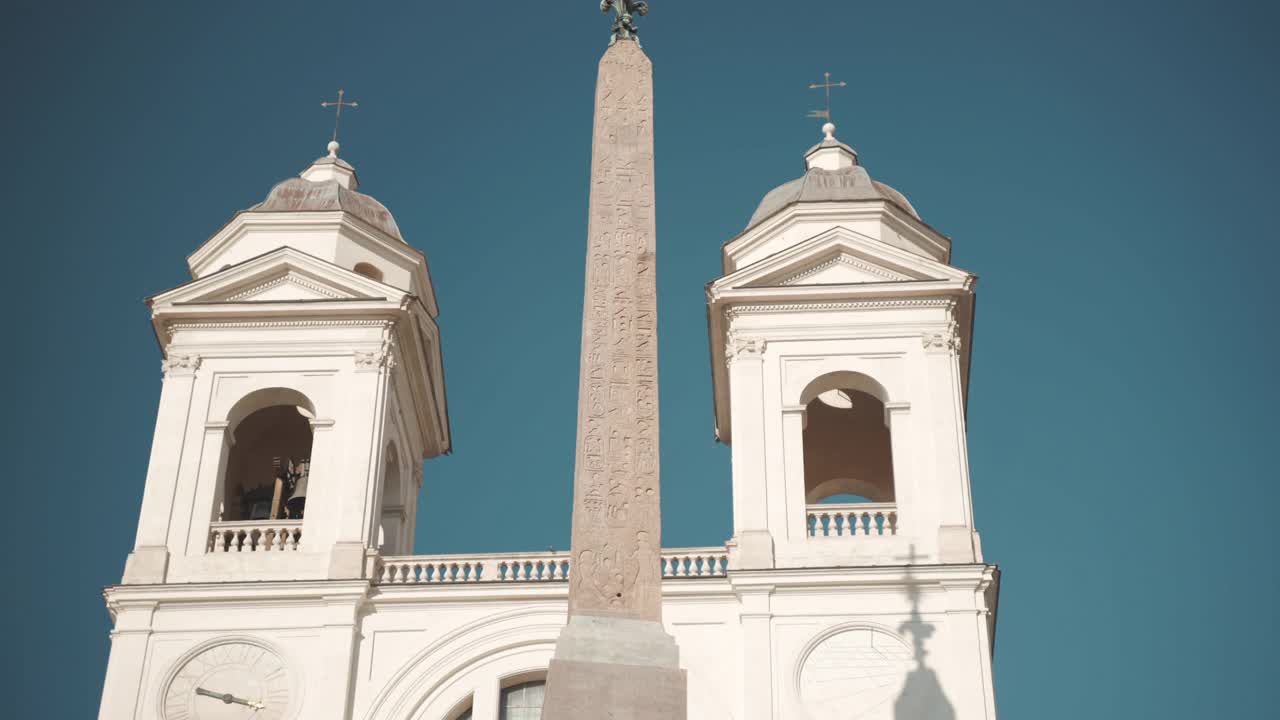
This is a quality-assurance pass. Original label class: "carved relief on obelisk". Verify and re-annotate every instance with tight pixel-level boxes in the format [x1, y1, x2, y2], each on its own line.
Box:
[542, 9, 686, 718]
[570, 35, 661, 621]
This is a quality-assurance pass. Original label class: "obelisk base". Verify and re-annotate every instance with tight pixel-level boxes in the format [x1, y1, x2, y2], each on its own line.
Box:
[542, 617, 687, 718]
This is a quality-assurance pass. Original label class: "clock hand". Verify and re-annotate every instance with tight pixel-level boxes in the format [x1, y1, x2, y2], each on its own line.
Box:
[195, 687, 264, 709]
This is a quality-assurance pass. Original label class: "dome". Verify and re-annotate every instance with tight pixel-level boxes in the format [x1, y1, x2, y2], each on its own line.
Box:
[745, 132, 921, 231]
[747, 165, 920, 231]
[247, 157, 404, 241]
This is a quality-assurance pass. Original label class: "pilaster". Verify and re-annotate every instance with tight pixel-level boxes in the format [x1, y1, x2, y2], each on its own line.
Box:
[124, 356, 202, 584]
[97, 601, 156, 720]
[727, 334, 773, 569]
[736, 586, 775, 720]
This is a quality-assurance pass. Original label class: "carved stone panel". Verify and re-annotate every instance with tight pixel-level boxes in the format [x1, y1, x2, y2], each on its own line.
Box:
[568, 39, 661, 621]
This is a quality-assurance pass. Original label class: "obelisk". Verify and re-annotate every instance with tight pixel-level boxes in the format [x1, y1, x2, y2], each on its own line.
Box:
[542, 3, 687, 718]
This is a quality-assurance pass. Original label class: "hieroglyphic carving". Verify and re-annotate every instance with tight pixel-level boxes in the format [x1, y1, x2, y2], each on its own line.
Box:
[568, 39, 662, 620]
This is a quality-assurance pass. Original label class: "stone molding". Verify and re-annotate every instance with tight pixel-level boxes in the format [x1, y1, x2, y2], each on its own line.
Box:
[726, 298, 955, 319]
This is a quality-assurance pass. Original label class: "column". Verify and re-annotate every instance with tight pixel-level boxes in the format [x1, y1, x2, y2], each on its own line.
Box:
[97, 601, 155, 719]
[737, 587, 774, 720]
[922, 318, 977, 563]
[326, 346, 392, 578]
[312, 594, 365, 720]
[123, 356, 201, 584]
[727, 335, 772, 568]
[779, 405, 808, 549]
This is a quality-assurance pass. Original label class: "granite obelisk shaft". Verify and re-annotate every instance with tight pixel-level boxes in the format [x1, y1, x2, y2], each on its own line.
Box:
[542, 39, 686, 718]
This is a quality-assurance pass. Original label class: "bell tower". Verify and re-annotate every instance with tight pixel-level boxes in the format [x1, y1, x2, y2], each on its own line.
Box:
[709, 122, 983, 570]
[120, 140, 450, 586]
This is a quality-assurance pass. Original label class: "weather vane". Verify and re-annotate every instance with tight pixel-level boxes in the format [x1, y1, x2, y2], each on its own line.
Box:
[807, 72, 847, 124]
[602, 0, 649, 45]
[320, 89, 359, 153]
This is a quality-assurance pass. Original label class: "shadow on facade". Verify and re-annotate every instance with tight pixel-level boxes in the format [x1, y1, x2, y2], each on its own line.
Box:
[895, 547, 955, 720]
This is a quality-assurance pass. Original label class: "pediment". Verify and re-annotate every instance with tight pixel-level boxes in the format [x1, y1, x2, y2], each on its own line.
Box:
[151, 247, 400, 308]
[718, 226, 970, 292]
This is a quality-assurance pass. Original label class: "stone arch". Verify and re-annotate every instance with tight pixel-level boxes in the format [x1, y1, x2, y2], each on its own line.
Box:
[361, 608, 563, 720]
[798, 371, 895, 504]
[379, 442, 407, 554]
[354, 262, 385, 282]
[219, 387, 318, 522]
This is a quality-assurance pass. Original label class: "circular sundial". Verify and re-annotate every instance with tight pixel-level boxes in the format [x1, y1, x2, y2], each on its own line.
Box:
[798, 628, 915, 719]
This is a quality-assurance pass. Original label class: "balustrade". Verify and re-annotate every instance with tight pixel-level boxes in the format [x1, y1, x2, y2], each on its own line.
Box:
[208, 520, 302, 553]
[806, 503, 898, 538]
[374, 547, 729, 586]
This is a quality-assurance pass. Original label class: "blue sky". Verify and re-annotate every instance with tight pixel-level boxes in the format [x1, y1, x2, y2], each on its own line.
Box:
[3, 1, 1277, 717]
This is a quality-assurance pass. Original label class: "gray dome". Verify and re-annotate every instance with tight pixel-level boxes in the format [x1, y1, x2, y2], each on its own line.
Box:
[747, 164, 920, 230]
[249, 160, 403, 241]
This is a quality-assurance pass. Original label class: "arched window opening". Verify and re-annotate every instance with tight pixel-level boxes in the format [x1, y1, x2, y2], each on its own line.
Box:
[801, 381, 895, 505]
[500, 679, 546, 720]
[222, 405, 313, 521]
[353, 262, 384, 282]
[379, 444, 406, 554]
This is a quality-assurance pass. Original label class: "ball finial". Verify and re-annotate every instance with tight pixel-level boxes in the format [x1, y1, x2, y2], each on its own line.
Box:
[822, 122, 836, 141]
[327, 140, 340, 158]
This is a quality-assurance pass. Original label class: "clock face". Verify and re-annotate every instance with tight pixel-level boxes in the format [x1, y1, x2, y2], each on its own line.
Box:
[163, 642, 291, 720]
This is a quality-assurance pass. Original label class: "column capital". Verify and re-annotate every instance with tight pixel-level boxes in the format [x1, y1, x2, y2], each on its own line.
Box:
[161, 354, 201, 377]
[921, 322, 962, 355]
[725, 333, 767, 367]
[354, 340, 396, 372]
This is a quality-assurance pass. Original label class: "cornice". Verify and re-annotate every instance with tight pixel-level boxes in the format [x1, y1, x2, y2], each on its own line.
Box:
[726, 298, 956, 318]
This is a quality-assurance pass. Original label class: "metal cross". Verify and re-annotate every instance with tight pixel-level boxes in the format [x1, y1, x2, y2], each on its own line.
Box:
[320, 89, 359, 144]
[807, 72, 847, 122]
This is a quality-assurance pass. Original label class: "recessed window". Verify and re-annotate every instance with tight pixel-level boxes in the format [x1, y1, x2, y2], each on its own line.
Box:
[500, 680, 545, 720]
[353, 262, 384, 282]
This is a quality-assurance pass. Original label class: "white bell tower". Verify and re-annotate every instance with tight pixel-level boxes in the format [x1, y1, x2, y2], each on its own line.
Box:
[709, 123, 982, 570]
[101, 142, 450, 719]
[121, 141, 449, 586]
[707, 123, 999, 718]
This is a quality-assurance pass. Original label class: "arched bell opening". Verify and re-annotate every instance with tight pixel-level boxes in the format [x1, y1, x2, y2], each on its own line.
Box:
[378, 443, 406, 555]
[799, 372, 895, 505]
[220, 389, 316, 522]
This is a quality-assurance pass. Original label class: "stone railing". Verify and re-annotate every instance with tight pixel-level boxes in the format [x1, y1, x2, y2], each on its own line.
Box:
[208, 520, 303, 553]
[806, 503, 899, 538]
[374, 547, 729, 586]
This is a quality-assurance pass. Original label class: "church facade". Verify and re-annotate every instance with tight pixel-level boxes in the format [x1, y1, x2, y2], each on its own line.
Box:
[98, 116, 1000, 718]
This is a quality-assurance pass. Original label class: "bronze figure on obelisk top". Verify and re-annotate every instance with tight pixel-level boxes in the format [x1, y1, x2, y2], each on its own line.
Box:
[542, 5, 687, 717]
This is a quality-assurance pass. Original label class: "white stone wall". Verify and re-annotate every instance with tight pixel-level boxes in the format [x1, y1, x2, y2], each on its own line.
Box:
[101, 565, 996, 720]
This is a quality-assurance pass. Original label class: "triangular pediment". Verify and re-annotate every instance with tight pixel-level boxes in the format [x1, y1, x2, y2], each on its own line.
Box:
[151, 247, 400, 308]
[717, 226, 970, 292]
